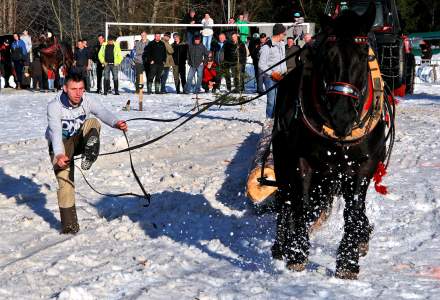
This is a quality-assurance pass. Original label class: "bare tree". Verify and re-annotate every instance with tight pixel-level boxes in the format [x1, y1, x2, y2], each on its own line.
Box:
[0, 0, 17, 34]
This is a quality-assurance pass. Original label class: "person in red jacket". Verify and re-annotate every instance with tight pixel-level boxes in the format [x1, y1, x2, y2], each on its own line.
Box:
[47, 64, 56, 92]
[202, 52, 220, 93]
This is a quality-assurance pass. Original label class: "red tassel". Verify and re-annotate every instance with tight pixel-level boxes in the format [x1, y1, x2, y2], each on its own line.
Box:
[388, 94, 399, 105]
[373, 161, 388, 195]
[392, 85, 406, 97]
[384, 113, 390, 126]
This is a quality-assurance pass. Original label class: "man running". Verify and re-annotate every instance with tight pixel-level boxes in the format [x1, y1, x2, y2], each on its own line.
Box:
[46, 73, 127, 234]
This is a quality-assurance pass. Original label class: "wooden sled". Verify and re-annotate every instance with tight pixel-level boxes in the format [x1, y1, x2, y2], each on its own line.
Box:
[246, 120, 277, 204]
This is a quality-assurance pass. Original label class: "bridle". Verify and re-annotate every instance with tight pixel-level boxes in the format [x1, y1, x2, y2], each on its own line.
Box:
[300, 35, 385, 145]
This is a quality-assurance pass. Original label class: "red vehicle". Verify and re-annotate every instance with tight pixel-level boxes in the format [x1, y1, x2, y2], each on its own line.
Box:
[325, 0, 415, 95]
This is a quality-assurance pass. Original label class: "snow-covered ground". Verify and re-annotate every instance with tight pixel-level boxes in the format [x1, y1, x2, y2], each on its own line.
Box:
[0, 81, 440, 300]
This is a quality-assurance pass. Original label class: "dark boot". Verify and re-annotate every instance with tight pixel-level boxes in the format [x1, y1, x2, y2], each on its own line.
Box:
[103, 80, 110, 95]
[113, 80, 120, 95]
[60, 206, 79, 234]
[81, 128, 100, 170]
[147, 82, 152, 94]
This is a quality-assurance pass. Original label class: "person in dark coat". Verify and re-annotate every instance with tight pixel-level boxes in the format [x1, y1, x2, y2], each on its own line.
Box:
[30, 48, 43, 91]
[223, 33, 247, 92]
[172, 33, 188, 93]
[182, 9, 201, 45]
[73, 40, 91, 91]
[11, 33, 27, 89]
[0, 40, 13, 89]
[90, 34, 105, 93]
[184, 34, 209, 93]
[249, 33, 267, 93]
[143, 33, 166, 94]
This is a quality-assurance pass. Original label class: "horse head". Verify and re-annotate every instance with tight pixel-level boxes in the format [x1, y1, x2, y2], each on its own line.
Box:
[311, 1, 376, 138]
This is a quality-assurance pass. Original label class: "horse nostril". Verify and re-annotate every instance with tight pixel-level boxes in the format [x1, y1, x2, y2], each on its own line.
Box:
[334, 126, 352, 138]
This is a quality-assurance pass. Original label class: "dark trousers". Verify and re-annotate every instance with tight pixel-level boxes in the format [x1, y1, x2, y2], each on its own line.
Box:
[160, 67, 170, 92]
[172, 64, 186, 92]
[32, 75, 43, 90]
[73, 66, 90, 91]
[12, 60, 24, 86]
[224, 62, 244, 92]
[218, 63, 231, 91]
[96, 62, 104, 92]
[148, 63, 164, 92]
[254, 62, 264, 93]
[135, 63, 147, 91]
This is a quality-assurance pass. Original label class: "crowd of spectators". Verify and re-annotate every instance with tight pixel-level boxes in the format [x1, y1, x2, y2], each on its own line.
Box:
[0, 8, 313, 118]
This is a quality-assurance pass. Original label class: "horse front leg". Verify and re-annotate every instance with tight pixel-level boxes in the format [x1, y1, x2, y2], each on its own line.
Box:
[284, 158, 312, 271]
[336, 177, 371, 279]
[271, 188, 291, 260]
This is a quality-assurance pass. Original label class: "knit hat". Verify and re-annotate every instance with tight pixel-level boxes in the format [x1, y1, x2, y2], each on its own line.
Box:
[273, 23, 286, 36]
[164, 32, 171, 37]
[194, 34, 201, 40]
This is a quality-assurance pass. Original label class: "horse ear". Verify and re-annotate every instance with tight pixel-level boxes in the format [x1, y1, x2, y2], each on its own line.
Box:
[319, 13, 333, 34]
[359, 0, 376, 34]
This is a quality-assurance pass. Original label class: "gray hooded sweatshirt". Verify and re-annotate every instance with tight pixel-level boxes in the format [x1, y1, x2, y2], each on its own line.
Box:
[258, 39, 287, 75]
[46, 92, 118, 157]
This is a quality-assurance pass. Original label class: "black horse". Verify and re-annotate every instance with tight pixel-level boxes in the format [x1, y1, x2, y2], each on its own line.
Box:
[271, 2, 393, 279]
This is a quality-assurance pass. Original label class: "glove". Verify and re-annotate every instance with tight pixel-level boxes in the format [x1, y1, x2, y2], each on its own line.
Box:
[115, 120, 128, 131]
[271, 71, 283, 82]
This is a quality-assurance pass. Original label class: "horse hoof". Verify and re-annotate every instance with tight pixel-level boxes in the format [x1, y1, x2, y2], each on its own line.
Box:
[287, 261, 307, 272]
[359, 242, 369, 257]
[335, 269, 358, 280]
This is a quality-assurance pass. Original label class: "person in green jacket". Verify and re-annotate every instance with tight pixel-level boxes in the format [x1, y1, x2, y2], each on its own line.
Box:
[98, 35, 123, 95]
[236, 14, 250, 44]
